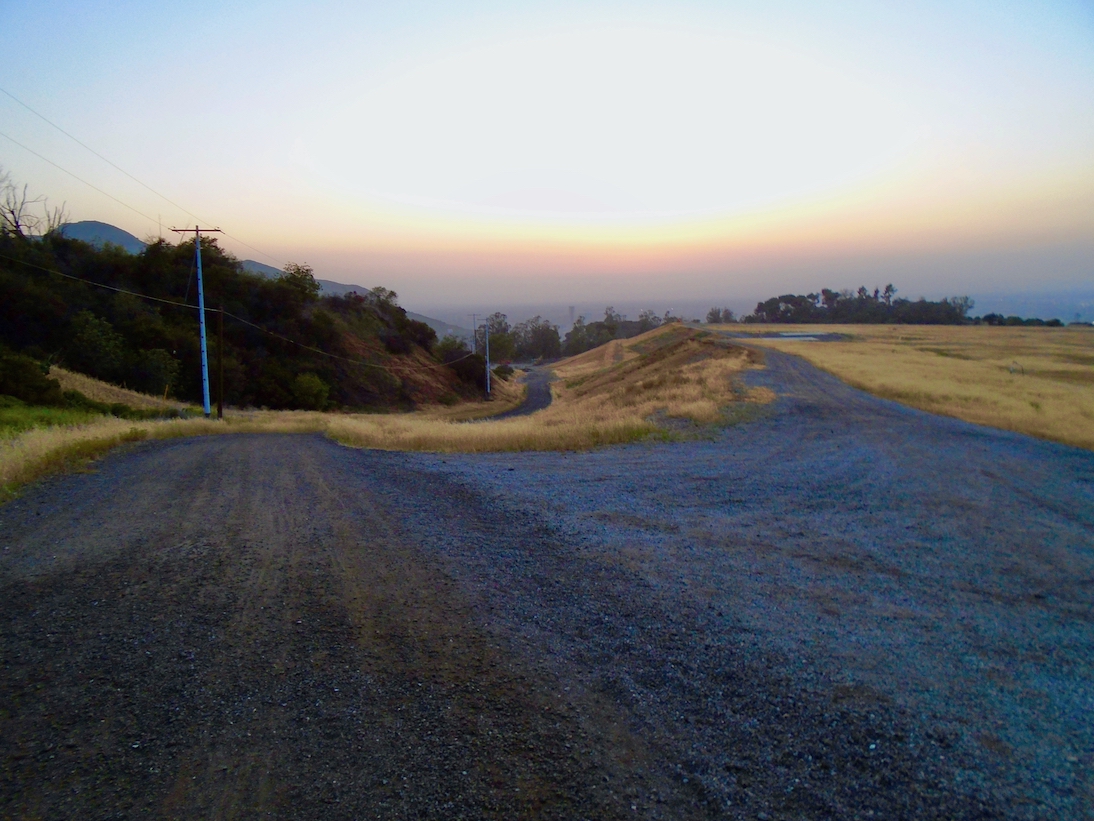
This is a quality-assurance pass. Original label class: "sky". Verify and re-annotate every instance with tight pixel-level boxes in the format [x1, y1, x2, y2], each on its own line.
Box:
[1, 0, 1092, 317]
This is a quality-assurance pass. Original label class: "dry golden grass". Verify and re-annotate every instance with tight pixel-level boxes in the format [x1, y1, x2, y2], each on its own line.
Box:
[419, 369, 528, 422]
[732, 324, 1094, 450]
[2, 326, 772, 500]
[0, 411, 329, 502]
[329, 324, 772, 453]
[553, 324, 772, 426]
[49, 366, 190, 410]
[557, 337, 635, 376]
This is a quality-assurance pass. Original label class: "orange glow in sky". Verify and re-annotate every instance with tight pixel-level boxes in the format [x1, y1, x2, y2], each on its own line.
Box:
[2, 2, 1091, 309]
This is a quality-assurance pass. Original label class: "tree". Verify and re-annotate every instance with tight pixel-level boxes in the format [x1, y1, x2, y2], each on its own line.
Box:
[279, 262, 321, 300]
[638, 309, 663, 331]
[0, 350, 65, 405]
[368, 286, 398, 308]
[474, 312, 513, 359]
[67, 311, 127, 383]
[130, 348, 179, 396]
[290, 372, 329, 409]
[0, 169, 66, 239]
[512, 316, 561, 360]
[603, 307, 623, 337]
[563, 315, 590, 355]
[435, 334, 470, 363]
[948, 296, 974, 319]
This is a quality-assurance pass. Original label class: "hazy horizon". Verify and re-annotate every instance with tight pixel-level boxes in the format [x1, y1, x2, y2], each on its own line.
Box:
[2, 1, 1091, 309]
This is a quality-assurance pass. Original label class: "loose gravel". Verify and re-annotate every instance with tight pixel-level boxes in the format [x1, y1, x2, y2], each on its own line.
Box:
[1, 348, 1091, 819]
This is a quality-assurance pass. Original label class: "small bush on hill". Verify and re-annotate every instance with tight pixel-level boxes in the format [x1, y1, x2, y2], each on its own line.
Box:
[291, 372, 330, 410]
[0, 350, 65, 406]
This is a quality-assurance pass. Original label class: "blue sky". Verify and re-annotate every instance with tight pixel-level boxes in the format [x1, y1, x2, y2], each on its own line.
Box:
[2, 1, 1092, 311]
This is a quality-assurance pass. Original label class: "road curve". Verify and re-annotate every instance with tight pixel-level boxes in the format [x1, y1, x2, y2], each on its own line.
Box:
[492, 365, 555, 419]
[1, 349, 1092, 819]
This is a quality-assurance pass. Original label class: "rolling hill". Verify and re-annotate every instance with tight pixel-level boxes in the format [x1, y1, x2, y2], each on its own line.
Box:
[58, 222, 467, 338]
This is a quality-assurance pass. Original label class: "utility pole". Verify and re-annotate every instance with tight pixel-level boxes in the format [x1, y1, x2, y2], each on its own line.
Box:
[217, 303, 224, 420]
[484, 320, 491, 399]
[468, 313, 478, 354]
[170, 226, 222, 418]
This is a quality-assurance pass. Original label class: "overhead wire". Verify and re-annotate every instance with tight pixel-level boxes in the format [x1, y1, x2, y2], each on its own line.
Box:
[0, 85, 288, 269]
[0, 251, 475, 373]
[0, 130, 161, 227]
[0, 85, 213, 227]
[0, 91, 478, 375]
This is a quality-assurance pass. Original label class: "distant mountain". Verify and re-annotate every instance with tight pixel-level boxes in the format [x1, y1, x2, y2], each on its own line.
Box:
[407, 313, 471, 340]
[238, 260, 469, 338]
[60, 221, 146, 254]
[60, 224, 469, 339]
[240, 259, 282, 278]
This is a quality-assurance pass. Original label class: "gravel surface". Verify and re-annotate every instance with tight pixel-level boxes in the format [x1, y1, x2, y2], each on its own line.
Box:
[1, 348, 1091, 819]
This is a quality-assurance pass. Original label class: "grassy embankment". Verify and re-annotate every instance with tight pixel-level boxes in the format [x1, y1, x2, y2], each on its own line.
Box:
[329, 324, 771, 451]
[725, 323, 1094, 450]
[1, 325, 768, 500]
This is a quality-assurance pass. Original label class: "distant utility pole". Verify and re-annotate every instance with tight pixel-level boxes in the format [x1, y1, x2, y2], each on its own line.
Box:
[484, 321, 491, 399]
[170, 226, 222, 418]
[468, 313, 478, 354]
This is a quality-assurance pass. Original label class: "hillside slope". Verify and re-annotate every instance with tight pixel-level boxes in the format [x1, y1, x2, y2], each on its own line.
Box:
[0, 230, 476, 410]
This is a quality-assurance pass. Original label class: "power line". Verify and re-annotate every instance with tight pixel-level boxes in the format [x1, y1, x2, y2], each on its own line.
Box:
[0, 86, 288, 269]
[0, 130, 160, 227]
[0, 85, 212, 227]
[0, 99, 474, 394]
[217, 230, 286, 270]
[0, 252, 196, 309]
[0, 251, 473, 374]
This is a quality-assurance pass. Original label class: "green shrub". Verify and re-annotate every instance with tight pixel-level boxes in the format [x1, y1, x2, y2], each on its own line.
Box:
[291, 372, 330, 410]
[67, 310, 127, 382]
[0, 351, 65, 406]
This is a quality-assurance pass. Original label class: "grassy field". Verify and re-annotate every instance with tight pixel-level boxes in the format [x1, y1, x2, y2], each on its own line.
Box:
[0, 402, 104, 438]
[2, 325, 770, 500]
[724, 323, 1094, 450]
[328, 324, 771, 452]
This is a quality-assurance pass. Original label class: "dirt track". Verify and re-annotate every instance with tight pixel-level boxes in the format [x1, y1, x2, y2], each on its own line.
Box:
[492, 366, 554, 419]
[2, 348, 1092, 819]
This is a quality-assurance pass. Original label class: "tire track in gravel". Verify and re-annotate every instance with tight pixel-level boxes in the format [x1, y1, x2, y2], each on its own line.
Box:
[344, 450, 1005, 820]
[0, 434, 682, 819]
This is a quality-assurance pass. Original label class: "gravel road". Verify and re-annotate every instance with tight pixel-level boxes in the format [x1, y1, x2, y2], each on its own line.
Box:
[2, 348, 1091, 819]
[492, 366, 555, 419]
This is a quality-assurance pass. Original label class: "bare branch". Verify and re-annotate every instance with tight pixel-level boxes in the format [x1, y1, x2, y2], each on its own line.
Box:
[44, 200, 69, 234]
[1, 181, 45, 237]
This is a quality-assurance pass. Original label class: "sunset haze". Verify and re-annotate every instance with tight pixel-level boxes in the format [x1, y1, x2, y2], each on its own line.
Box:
[2, 0, 1091, 315]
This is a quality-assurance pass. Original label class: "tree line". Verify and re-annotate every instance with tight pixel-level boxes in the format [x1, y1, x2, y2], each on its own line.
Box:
[737, 286, 977, 324]
[706, 286, 1067, 325]
[0, 172, 485, 410]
